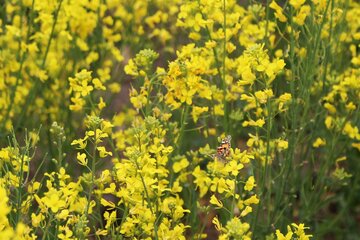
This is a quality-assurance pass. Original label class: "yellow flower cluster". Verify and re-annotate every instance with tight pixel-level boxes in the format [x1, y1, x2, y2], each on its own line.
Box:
[105, 117, 189, 238]
[1, 0, 360, 239]
[275, 223, 313, 240]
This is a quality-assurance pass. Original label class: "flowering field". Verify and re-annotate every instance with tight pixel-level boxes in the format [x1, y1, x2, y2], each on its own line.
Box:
[0, 0, 359, 239]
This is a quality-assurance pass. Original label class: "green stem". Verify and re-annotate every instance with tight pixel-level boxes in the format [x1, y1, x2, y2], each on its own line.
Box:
[274, 6, 299, 226]
[264, 0, 270, 48]
[1, 0, 36, 131]
[42, 214, 54, 240]
[15, 0, 64, 130]
[144, 73, 165, 116]
[265, 97, 273, 227]
[134, 133, 158, 239]
[85, 127, 98, 234]
[57, 135, 63, 170]
[176, 105, 189, 154]
[15, 147, 26, 225]
[222, 0, 229, 133]
[252, 84, 273, 234]
[230, 176, 237, 219]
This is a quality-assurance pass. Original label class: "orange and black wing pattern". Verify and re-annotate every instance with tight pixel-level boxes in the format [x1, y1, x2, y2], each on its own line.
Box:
[215, 135, 231, 160]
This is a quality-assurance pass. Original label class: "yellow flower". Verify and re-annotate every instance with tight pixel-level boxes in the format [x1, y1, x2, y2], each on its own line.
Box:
[333, 167, 352, 180]
[276, 229, 293, 240]
[279, 93, 292, 103]
[247, 133, 260, 147]
[77, 152, 88, 166]
[239, 67, 256, 85]
[0, 149, 10, 161]
[278, 93, 292, 111]
[58, 225, 73, 239]
[240, 206, 252, 217]
[97, 146, 113, 158]
[124, 59, 139, 76]
[193, 13, 206, 32]
[343, 122, 360, 139]
[193, 166, 211, 197]
[205, 40, 217, 48]
[44, 191, 66, 213]
[244, 176, 256, 191]
[294, 5, 310, 26]
[255, 89, 274, 104]
[76, 37, 89, 51]
[324, 102, 337, 114]
[108, 82, 121, 93]
[244, 195, 260, 205]
[291, 223, 313, 239]
[225, 160, 244, 177]
[0, 185, 11, 225]
[171, 181, 183, 193]
[242, 118, 265, 128]
[180, 88, 196, 105]
[56, 209, 69, 220]
[312, 137, 326, 148]
[70, 95, 86, 111]
[31, 213, 44, 227]
[104, 210, 117, 229]
[277, 139, 288, 151]
[211, 177, 234, 194]
[71, 136, 88, 149]
[173, 158, 189, 173]
[191, 106, 209, 123]
[289, 0, 306, 9]
[100, 198, 115, 210]
[92, 78, 106, 90]
[270, 1, 288, 22]
[225, 217, 251, 238]
[212, 216, 223, 232]
[325, 116, 333, 129]
[226, 42, 236, 53]
[352, 142, 360, 151]
[214, 104, 225, 116]
[96, 229, 108, 236]
[189, 32, 201, 40]
[210, 195, 223, 208]
[346, 102, 356, 111]
[28, 181, 41, 194]
[276, 223, 312, 240]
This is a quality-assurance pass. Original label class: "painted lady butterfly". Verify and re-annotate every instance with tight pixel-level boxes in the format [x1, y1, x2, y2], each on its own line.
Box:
[214, 135, 232, 160]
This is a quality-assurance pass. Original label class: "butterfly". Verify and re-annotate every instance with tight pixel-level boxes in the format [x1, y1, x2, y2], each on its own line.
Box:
[213, 135, 232, 160]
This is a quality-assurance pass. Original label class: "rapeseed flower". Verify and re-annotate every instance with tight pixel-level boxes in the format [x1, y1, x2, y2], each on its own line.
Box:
[3, 0, 360, 238]
[270, 1, 288, 23]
